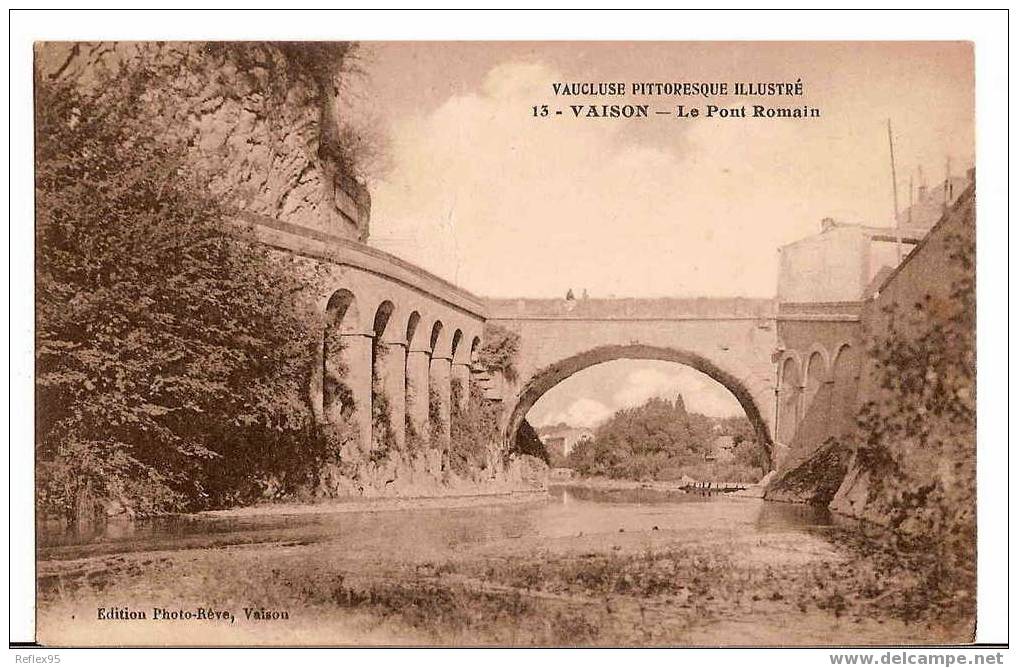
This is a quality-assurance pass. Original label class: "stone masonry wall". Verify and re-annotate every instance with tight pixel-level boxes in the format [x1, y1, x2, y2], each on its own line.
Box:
[766, 179, 976, 531]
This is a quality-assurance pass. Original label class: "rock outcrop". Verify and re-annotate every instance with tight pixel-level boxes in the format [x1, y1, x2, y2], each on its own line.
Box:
[35, 41, 370, 241]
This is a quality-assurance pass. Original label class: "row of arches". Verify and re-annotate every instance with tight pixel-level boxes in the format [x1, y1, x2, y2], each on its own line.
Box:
[775, 342, 860, 446]
[320, 287, 484, 454]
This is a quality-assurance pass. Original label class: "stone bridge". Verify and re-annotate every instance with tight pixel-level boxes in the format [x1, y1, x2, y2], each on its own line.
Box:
[239, 210, 868, 474]
[225, 166, 974, 485]
[41, 40, 888, 480]
[486, 298, 783, 467]
[237, 212, 487, 456]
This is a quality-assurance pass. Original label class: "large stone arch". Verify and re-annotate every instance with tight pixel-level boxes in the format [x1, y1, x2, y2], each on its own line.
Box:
[502, 343, 776, 470]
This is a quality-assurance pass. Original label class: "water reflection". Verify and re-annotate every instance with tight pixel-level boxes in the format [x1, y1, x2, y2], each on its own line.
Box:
[550, 484, 729, 505]
[753, 497, 833, 531]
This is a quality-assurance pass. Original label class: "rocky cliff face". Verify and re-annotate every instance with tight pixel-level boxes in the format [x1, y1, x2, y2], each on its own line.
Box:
[35, 41, 370, 240]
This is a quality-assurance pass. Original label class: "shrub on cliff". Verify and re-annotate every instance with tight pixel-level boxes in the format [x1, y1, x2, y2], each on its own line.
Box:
[850, 222, 976, 586]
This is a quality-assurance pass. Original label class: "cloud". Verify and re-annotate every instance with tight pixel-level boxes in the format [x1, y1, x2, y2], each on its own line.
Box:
[368, 61, 805, 298]
[611, 365, 742, 416]
[527, 359, 743, 429]
[365, 45, 973, 300]
[536, 398, 614, 429]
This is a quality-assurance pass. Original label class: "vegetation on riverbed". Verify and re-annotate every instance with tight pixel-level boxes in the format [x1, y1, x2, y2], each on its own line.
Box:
[38, 517, 971, 646]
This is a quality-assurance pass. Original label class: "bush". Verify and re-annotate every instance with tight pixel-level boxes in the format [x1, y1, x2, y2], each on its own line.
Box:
[477, 324, 520, 383]
[448, 380, 500, 475]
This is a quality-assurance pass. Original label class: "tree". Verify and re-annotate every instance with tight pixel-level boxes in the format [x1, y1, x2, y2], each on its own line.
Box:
[477, 323, 520, 383]
[564, 395, 764, 482]
[34, 64, 327, 521]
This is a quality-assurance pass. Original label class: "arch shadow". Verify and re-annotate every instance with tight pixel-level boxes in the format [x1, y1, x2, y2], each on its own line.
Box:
[504, 344, 774, 469]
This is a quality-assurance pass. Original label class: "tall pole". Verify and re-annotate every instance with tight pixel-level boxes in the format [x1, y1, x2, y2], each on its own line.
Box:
[944, 156, 952, 213]
[908, 173, 914, 226]
[887, 119, 902, 263]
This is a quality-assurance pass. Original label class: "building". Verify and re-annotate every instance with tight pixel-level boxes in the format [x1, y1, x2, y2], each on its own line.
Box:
[537, 424, 595, 461]
[777, 174, 969, 304]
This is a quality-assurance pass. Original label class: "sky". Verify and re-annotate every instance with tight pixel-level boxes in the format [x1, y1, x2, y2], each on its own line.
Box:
[349, 41, 973, 300]
[346, 41, 974, 427]
[525, 360, 743, 428]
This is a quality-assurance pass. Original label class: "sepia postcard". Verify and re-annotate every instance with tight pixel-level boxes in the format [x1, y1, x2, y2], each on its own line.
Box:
[16, 22, 1002, 653]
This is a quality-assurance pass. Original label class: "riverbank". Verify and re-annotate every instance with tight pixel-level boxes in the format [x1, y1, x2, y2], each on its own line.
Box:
[200, 489, 549, 519]
[559, 475, 768, 498]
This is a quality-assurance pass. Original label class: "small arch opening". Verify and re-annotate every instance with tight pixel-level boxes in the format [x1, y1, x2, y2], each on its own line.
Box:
[429, 320, 444, 355]
[804, 351, 826, 415]
[777, 357, 801, 444]
[323, 289, 360, 423]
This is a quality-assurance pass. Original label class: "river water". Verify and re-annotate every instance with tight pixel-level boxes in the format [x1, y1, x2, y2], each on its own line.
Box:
[36, 485, 965, 646]
[39, 485, 832, 560]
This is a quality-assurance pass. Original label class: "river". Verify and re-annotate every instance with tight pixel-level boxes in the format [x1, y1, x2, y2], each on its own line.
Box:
[35, 485, 970, 646]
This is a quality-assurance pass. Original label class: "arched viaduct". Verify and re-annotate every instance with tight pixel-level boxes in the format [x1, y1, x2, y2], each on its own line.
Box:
[235, 212, 487, 459]
[238, 213, 864, 473]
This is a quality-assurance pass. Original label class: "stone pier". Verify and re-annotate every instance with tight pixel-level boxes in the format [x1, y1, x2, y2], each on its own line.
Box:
[406, 347, 432, 444]
[429, 355, 452, 447]
[340, 332, 373, 451]
[452, 361, 471, 412]
[378, 339, 407, 449]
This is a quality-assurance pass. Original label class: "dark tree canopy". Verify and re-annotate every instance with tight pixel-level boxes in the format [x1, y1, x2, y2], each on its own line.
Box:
[35, 65, 329, 520]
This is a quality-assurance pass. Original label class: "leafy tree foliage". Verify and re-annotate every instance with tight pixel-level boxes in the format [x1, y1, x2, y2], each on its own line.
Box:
[35, 66, 328, 521]
[448, 380, 501, 474]
[477, 323, 520, 383]
[565, 396, 764, 482]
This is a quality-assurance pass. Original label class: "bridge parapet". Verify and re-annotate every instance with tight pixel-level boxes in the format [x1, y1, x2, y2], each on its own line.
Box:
[487, 296, 776, 320]
[777, 300, 863, 322]
[234, 211, 488, 320]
